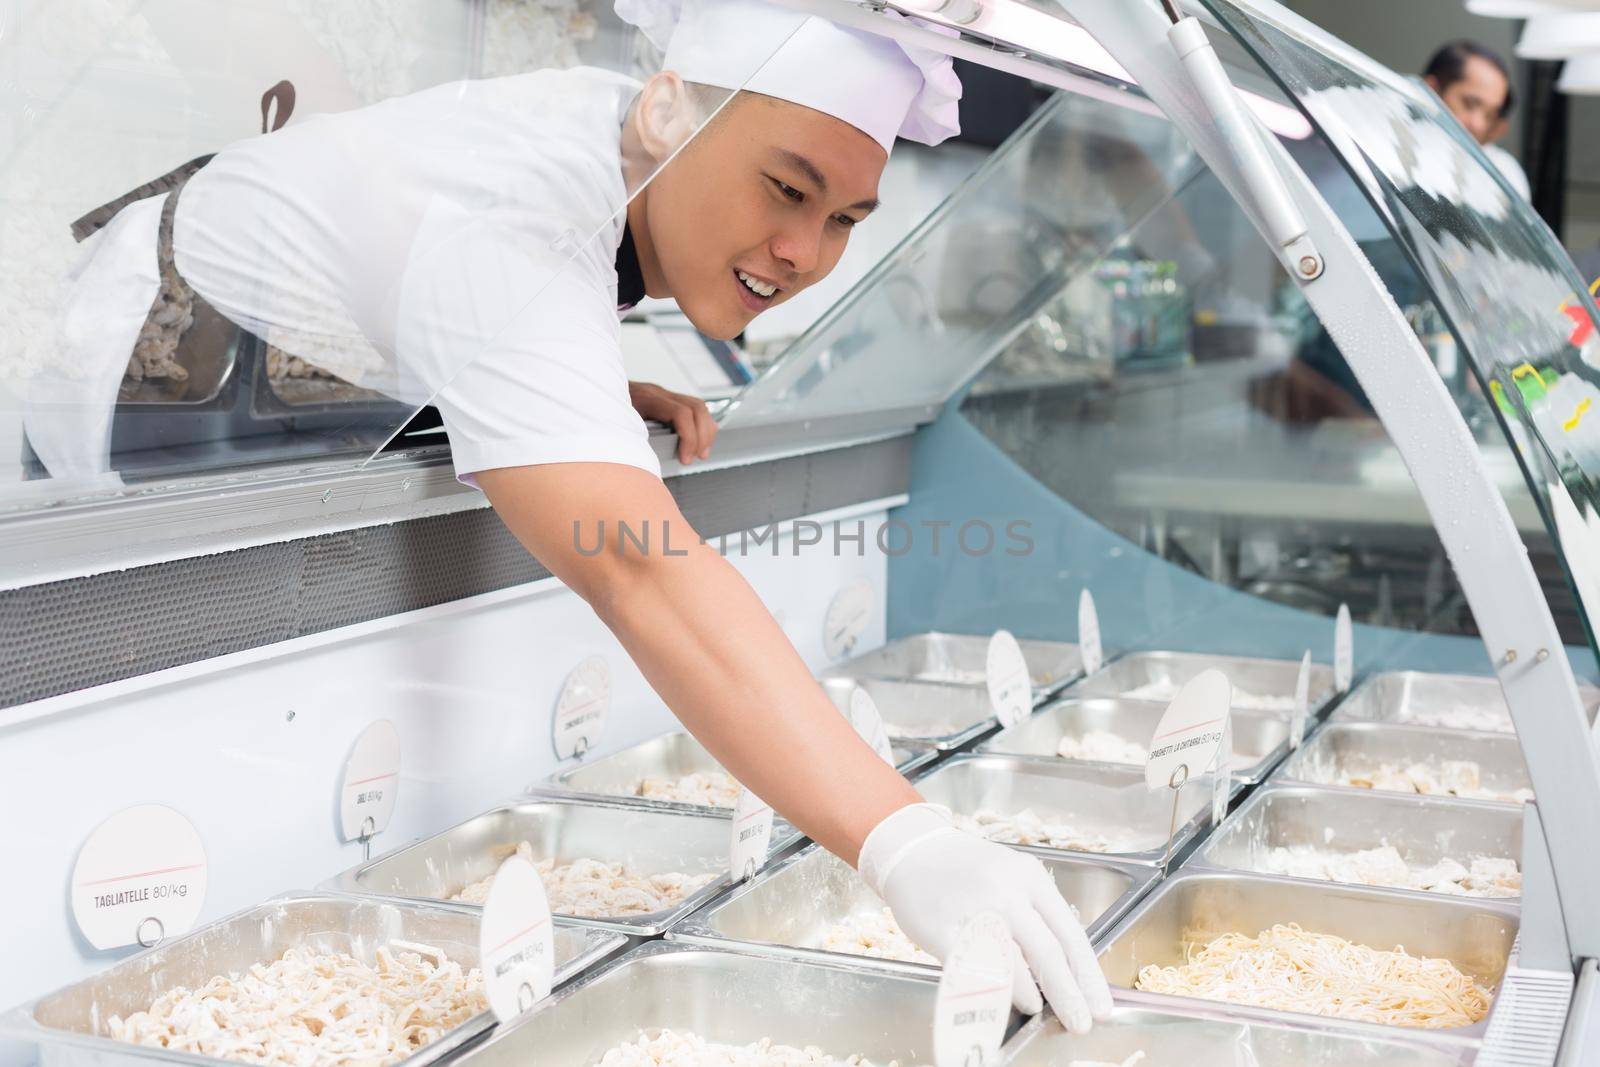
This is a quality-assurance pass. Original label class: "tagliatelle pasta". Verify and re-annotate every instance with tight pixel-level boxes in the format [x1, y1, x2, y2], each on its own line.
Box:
[1134, 923, 1492, 1029]
[450, 841, 715, 917]
[591, 1028, 916, 1067]
[107, 944, 484, 1067]
[632, 771, 742, 808]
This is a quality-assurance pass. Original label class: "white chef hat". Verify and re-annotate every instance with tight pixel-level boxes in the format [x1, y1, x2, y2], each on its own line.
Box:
[615, 0, 962, 152]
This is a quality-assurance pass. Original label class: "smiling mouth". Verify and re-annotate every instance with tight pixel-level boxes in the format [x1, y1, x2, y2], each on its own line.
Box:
[734, 268, 780, 309]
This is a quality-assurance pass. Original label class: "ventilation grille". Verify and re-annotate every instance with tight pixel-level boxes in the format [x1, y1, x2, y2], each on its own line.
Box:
[1, 438, 910, 709]
[1478, 962, 1575, 1067]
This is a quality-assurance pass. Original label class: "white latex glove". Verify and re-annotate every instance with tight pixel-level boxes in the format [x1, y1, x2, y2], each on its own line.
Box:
[858, 803, 1114, 1033]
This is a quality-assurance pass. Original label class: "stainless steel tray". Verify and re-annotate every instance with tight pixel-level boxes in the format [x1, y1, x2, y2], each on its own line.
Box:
[1064, 651, 1335, 722]
[448, 940, 1018, 1067]
[817, 675, 1001, 749]
[1332, 669, 1600, 733]
[1275, 722, 1533, 806]
[541, 731, 937, 815]
[669, 842, 1157, 972]
[978, 697, 1292, 785]
[1096, 869, 1519, 1042]
[999, 1002, 1473, 1066]
[1194, 783, 1524, 899]
[0, 892, 624, 1067]
[911, 754, 1215, 867]
[823, 631, 1083, 698]
[115, 303, 240, 407]
[323, 798, 790, 936]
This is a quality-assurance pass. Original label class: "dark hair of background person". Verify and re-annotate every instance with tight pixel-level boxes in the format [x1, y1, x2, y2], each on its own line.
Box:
[1423, 39, 1515, 118]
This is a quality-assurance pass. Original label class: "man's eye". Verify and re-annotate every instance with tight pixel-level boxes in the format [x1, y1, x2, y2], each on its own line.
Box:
[771, 178, 804, 202]
[833, 214, 859, 228]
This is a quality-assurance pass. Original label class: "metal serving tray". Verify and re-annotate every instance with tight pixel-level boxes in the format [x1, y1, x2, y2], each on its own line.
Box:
[0, 893, 624, 1067]
[817, 675, 1001, 749]
[1332, 670, 1600, 733]
[449, 940, 1017, 1067]
[1096, 869, 1519, 1042]
[999, 1002, 1472, 1066]
[978, 697, 1292, 785]
[1195, 783, 1524, 899]
[541, 731, 936, 815]
[912, 754, 1214, 867]
[823, 631, 1083, 698]
[1276, 722, 1533, 805]
[669, 842, 1156, 972]
[324, 798, 791, 936]
[1064, 651, 1335, 723]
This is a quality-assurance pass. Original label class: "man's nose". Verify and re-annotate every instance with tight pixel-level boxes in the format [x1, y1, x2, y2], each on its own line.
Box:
[771, 223, 821, 277]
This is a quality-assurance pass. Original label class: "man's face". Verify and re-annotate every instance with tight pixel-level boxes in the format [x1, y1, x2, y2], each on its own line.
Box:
[1428, 56, 1509, 145]
[640, 93, 886, 340]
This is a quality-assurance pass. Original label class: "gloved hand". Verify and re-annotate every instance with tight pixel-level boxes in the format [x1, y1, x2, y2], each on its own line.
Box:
[858, 803, 1114, 1033]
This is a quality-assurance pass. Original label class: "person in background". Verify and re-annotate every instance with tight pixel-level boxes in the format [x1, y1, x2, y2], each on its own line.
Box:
[1422, 39, 1531, 199]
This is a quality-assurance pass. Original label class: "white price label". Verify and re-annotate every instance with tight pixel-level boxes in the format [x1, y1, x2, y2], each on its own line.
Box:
[933, 911, 1013, 1067]
[340, 719, 400, 842]
[1211, 714, 1232, 826]
[71, 805, 207, 951]
[824, 581, 876, 661]
[847, 685, 896, 765]
[730, 787, 774, 882]
[1145, 670, 1232, 791]
[1290, 651, 1311, 750]
[552, 656, 610, 760]
[478, 856, 555, 1022]
[986, 630, 1031, 727]
[1078, 589, 1103, 676]
[1335, 604, 1353, 693]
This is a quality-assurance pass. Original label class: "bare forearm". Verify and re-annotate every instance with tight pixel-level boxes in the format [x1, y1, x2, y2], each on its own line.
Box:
[476, 462, 918, 864]
[595, 542, 918, 862]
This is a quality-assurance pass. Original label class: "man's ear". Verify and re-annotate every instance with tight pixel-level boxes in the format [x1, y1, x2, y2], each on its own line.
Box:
[633, 71, 706, 161]
[1423, 74, 1441, 94]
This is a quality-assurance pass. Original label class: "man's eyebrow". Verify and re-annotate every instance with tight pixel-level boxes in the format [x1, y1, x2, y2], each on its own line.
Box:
[775, 149, 828, 191]
[775, 148, 879, 212]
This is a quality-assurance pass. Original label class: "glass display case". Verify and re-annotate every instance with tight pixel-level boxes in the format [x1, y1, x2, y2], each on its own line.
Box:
[7, 0, 1600, 1061]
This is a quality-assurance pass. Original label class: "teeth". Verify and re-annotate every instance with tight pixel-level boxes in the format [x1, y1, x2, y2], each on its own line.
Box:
[737, 270, 777, 298]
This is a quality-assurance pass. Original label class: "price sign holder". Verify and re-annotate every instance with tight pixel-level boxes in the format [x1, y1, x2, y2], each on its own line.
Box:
[552, 656, 610, 761]
[479, 855, 555, 1023]
[933, 911, 1013, 1067]
[985, 630, 1031, 728]
[847, 684, 896, 765]
[1144, 670, 1232, 870]
[340, 719, 400, 859]
[1335, 604, 1354, 693]
[71, 804, 208, 951]
[1078, 589, 1103, 676]
[1290, 651, 1312, 749]
[730, 786, 774, 883]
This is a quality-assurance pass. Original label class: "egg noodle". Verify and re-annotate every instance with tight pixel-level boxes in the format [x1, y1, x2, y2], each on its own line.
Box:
[108, 944, 484, 1067]
[1134, 923, 1492, 1029]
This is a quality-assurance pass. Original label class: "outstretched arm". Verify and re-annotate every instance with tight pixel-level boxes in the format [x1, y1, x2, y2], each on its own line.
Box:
[477, 460, 916, 861]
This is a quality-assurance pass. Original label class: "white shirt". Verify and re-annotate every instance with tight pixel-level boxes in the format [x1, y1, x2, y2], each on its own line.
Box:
[32, 67, 660, 483]
[1482, 144, 1531, 202]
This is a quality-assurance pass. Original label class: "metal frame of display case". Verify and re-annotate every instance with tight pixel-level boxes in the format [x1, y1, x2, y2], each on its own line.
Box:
[770, 0, 1600, 1054]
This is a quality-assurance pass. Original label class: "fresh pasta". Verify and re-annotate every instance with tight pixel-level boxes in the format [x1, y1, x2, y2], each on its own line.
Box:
[107, 944, 483, 1067]
[451, 841, 715, 916]
[1134, 923, 1492, 1029]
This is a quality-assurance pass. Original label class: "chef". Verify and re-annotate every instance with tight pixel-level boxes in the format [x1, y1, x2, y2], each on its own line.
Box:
[28, 0, 1111, 1031]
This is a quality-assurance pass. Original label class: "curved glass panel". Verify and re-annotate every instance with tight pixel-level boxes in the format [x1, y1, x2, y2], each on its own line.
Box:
[1197, 0, 1600, 662]
[0, 1, 768, 509]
